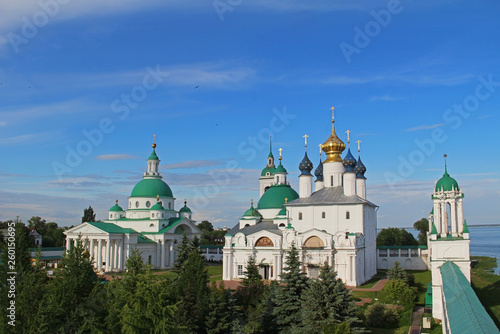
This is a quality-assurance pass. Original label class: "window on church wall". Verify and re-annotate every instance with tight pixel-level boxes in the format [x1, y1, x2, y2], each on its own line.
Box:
[237, 265, 243, 276]
[303, 236, 325, 249]
[146, 201, 151, 208]
[346, 211, 350, 219]
[135, 201, 139, 208]
[168, 202, 171, 209]
[322, 212, 326, 219]
[378, 249, 387, 257]
[331, 175, 334, 187]
[279, 223, 285, 227]
[299, 212, 303, 220]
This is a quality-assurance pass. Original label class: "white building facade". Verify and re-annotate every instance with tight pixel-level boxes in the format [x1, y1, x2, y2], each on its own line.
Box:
[223, 113, 378, 287]
[65, 143, 201, 272]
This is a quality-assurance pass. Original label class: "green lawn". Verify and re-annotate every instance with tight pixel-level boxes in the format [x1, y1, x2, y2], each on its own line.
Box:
[470, 256, 500, 329]
[356, 270, 387, 289]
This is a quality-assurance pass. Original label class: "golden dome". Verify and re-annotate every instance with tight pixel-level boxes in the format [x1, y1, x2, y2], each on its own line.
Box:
[322, 118, 345, 163]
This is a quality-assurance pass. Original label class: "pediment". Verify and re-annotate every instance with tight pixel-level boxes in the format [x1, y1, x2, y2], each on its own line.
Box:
[65, 223, 109, 236]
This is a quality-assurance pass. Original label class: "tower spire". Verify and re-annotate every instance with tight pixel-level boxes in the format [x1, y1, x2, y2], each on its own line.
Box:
[444, 154, 448, 173]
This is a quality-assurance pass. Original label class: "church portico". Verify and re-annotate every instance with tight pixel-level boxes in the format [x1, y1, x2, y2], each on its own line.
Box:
[64, 141, 201, 273]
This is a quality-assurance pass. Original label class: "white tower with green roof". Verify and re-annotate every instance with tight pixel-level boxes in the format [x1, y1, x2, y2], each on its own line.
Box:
[259, 137, 277, 197]
[428, 156, 471, 322]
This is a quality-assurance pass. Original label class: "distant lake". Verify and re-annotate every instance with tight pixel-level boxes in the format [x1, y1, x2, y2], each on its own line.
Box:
[378, 226, 500, 274]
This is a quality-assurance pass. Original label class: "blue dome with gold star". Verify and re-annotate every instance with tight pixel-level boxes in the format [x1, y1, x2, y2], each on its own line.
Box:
[343, 148, 357, 173]
[299, 152, 313, 176]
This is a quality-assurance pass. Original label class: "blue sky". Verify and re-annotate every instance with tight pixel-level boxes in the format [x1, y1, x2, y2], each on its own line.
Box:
[1, 0, 499, 228]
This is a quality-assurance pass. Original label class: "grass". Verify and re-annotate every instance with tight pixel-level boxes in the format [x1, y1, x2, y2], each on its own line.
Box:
[357, 270, 387, 289]
[368, 327, 409, 334]
[410, 270, 431, 305]
[470, 256, 500, 329]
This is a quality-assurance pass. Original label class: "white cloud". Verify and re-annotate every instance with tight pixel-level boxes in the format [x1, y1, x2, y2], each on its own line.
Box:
[95, 154, 138, 160]
[405, 123, 447, 132]
[0, 132, 53, 146]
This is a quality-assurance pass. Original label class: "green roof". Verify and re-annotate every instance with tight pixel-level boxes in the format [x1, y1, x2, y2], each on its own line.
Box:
[431, 222, 438, 235]
[143, 217, 186, 234]
[257, 184, 299, 210]
[137, 235, 156, 244]
[243, 205, 261, 217]
[463, 220, 470, 233]
[275, 162, 287, 174]
[150, 202, 165, 210]
[179, 204, 192, 213]
[261, 166, 276, 177]
[109, 203, 123, 212]
[440, 261, 499, 334]
[130, 178, 173, 198]
[277, 207, 287, 216]
[87, 222, 138, 234]
[148, 148, 159, 160]
[425, 282, 433, 308]
[436, 168, 459, 192]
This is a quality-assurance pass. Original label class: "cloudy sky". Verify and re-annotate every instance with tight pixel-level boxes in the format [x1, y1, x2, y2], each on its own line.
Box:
[1, 0, 499, 228]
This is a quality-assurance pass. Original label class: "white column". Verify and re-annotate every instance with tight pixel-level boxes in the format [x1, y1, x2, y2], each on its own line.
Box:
[299, 175, 313, 198]
[343, 173, 356, 196]
[457, 199, 464, 234]
[450, 199, 458, 237]
[114, 240, 119, 270]
[98, 239, 103, 271]
[90, 239, 95, 265]
[169, 241, 175, 267]
[117, 239, 123, 271]
[105, 239, 111, 272]
[66, 237, 72, 251]
[433, 200, 441, 234]
[440, 200, 447, 237]
[161, 240, 166, 269]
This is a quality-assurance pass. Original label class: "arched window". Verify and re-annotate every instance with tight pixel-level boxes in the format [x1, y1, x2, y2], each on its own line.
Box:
[346, 211, 350, 219]
[304, 236, 325, 249]
[279, 223, 285, 227]
[245, 224, 250, 227]
[298, 212, 303, 220]
[322, 212, 326, 219]
[146, 201, 151, 208]
[150, 223, 154, 227]
[168, 202, 171, 209]
[135, 201, 139, 208]
[331, 175, 334, 186]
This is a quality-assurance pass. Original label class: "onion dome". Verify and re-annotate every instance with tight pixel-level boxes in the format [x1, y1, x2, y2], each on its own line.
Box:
[131, 179, 173, 197]
[179, 200, 192, 213]
[299, 152, 313, 176]
[257, 184, 299, 209]
[322, 110, 346, 163]
[243, 200, 261, 218]
[151, 201, 165, 210]
[314, 158, 324, 182]
[275, 161, 287, 174]
[435, 168, 459, 192]
[109, 200, 123, 212]
[355, 156, 366, 179]
[343, 148, 357, 173]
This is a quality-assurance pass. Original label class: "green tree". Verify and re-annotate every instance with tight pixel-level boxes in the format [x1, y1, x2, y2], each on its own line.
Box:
[82, 205, 96, 223]
[377, 227, 418, 246]
[176, 247, 210, 333]
[299, 264, 362, 334]
[413, 218, 429, 245]
[383, 279, 417, 309]
[174, 233, 192, 272]
[205, 283, 242, 334]
[28, 216, 47, 234]
[40, 237, 100, 332]
[197, 220, 214, 233]
[387, 261, 408, 284]
[241, 255, 262, 287]
[364, 303, 400, 328]
[272, 243, 309, 333]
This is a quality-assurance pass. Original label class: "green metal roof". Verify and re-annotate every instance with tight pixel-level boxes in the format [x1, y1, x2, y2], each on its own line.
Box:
[243, 205, 261, 217]
[137, 235, 156, 244]
[435, 168, 459, 192]
[179, 204, 192, 213]
[150, 202, 165, 210]
[377, 245, 428, 249]
[440, 261, 499, 334]
[261, 166, 276, 176]
[109, 203, 123, 212]
[425, 282, 433, 308]
[275, 162, 287, 174]
[431, 222, 438, 235]
[130, 178, 173, 198]
[142, 217, 186, 234]
[257, 184, 299, 210]
[87, 222, 138, 234]
[463, 220, 470, 233]
[148, 148, 159, 160]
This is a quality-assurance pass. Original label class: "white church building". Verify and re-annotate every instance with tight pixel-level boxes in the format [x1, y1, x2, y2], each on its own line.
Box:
[65, 143, 201, 272]
[223, 112, 378, 287]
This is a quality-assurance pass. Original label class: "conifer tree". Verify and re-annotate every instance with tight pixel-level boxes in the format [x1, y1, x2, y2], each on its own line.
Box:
[299, 264, 362, 333]
[272, 243, 308, 333]
[241, 255, 262, 287]
[174, 232, 192, 273]
[205, 283, 242, 334]
[387, 261, 408, 284]
[82, 206, 96, 223]
[176, 247, 210, 333]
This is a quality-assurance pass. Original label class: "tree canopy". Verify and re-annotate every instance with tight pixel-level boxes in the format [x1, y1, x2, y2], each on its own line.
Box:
[377, 227, 418, 246]
[82, 205, 97, 223]
[413, 218, 429, 245]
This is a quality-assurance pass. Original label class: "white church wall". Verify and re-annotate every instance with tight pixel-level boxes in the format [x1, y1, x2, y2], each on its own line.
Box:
[376, 247, 429, 271]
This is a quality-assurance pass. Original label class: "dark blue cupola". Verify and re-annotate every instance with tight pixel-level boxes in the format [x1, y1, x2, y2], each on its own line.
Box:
[355, 155, 366, 179]
[299, 151, 313, 176]
[343, 148, 357, 173]
[314, 158, 323, 181]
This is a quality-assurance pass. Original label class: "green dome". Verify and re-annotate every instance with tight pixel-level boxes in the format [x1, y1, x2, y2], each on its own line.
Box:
[435, 169, 459, 192]
[180, 204, 192, 213]
[148, 148, 159, 160]
[257, 184, 298, 210]
[277, 207, 287, 216]
[109, 203, 123, 212]
[151, 202, 165, 210]
[261, 166, 276, 177]
[131, 179, 173, 198]
[243, 205, 261, 217]
[275, 162, 287, 174]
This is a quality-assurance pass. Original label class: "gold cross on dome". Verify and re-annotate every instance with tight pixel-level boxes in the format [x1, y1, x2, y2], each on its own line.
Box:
[279, 148, 283, 157]
[251, 199, 253, 206]
[318, 144, 323, 155]
[346, 130, 351, 143]
[153, 134, 156, 143]
[356, 140, 362, 152]
[330, 106, 335, 120]
[303, 134, 309, 147]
